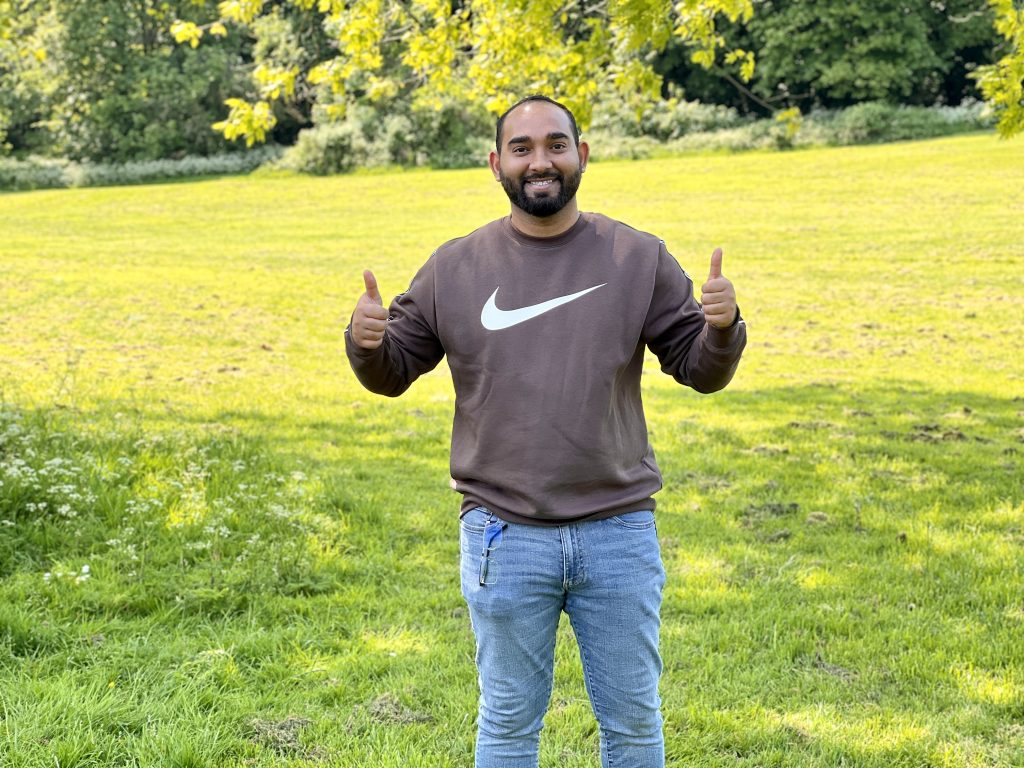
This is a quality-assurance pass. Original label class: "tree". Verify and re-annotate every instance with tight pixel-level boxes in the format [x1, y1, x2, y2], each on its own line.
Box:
[974, 0, 1024, 136]
[0, 0, 61, 155]
[172, 0, 758, 146]
[655, 0, 1000, 114]
[52, 0, 253, 161]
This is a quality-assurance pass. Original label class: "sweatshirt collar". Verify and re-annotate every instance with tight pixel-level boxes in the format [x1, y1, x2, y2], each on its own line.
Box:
[501, 213, 590, 249]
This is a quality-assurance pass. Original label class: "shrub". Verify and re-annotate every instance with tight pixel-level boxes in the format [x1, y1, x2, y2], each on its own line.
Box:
[278, 100, 491, 174]
[591, 96, 747, 140]
[812, 101, 994, 145]
[0, 101, 996, 189]
[0, 157, 69, 191]
[276, 122, 370, 175]
[0, 149, 281, 192]
[408, 103, 491, 168]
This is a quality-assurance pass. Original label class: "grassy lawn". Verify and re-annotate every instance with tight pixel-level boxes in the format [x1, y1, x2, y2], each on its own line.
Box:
[1, 133, 1022, 767]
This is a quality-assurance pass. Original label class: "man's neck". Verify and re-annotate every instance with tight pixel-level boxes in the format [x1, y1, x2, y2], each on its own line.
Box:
[508, 201, 580, 238]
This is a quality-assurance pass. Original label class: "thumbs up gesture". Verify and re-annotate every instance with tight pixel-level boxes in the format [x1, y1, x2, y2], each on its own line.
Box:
[700, 248, 738, 329]
[350, 270, 389, 349]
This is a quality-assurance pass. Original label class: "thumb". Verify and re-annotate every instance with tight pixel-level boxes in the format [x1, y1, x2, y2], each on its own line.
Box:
[708, 248, 723, 281]
[363, 269, 382, 305]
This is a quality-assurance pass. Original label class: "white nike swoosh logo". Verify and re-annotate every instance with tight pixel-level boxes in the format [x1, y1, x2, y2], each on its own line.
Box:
[480, 283, 607, 330]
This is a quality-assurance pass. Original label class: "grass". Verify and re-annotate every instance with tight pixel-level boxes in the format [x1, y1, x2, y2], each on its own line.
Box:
[1, 133, 1022, 767]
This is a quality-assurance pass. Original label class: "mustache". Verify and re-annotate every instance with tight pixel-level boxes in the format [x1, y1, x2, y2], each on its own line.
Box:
[523, 173, 561, 182]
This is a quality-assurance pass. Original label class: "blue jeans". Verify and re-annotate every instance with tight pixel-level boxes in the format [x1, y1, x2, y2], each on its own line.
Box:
[460, 506, 666, 768]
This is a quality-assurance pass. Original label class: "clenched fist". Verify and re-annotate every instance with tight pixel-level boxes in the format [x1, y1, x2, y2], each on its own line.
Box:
[700, 248, 738, 329]
[350, 270, 389, 349]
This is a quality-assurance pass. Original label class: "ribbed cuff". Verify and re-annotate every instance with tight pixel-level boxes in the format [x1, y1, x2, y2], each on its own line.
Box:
[705, 306, 743, 347]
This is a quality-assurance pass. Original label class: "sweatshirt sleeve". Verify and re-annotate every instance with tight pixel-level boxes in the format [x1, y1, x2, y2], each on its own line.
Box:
[641, 243, 747, 394]
[345, 255, 445, 397]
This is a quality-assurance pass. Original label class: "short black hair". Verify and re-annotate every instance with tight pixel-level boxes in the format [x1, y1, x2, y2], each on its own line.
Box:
[495, 95, 580, 154]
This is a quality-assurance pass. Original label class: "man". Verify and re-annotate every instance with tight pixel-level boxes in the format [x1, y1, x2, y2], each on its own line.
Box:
[346, 95, 746, 768]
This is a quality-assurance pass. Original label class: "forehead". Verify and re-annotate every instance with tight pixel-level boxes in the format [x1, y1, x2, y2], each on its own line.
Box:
[501, 101, 573, 145]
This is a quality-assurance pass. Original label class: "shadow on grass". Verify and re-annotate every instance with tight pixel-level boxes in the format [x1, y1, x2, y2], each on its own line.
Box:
[3, 378, 1019, 581]
[1, 379, 1021, 765]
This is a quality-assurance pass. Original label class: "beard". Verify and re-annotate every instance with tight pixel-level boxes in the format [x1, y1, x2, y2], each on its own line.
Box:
[500, 165, 583, 218]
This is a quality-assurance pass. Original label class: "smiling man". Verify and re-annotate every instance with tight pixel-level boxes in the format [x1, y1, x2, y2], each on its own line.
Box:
[346, 95, 747, 768]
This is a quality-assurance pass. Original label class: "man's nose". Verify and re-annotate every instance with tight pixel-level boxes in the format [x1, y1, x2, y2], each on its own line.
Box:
[528, 151, 552, 172]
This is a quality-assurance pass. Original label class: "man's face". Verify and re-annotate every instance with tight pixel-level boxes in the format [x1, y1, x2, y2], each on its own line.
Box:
[490, 102, 588, 218]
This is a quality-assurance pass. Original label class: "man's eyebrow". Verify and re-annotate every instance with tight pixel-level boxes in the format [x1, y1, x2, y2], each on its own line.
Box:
[506, 131, 572, 147]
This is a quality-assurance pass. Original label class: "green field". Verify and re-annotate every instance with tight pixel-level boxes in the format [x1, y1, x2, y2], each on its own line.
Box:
[1, 134, 1022, 767]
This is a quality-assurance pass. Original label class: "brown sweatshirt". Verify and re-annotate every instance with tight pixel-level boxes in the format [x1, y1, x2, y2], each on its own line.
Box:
[345, 212, 747, 525]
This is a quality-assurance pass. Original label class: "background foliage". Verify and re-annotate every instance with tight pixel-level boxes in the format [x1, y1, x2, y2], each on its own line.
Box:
[3, 0, 1020, 166]
[51, 0, 250, 162]
[1, 0, 253, 161]
[657, 0, 1000, 113]
[169, 0, 757, 147]
[974, 0, 1024, 136]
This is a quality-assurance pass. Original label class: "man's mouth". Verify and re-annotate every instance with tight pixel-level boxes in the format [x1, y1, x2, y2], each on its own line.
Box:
[525, 176, 559, 191]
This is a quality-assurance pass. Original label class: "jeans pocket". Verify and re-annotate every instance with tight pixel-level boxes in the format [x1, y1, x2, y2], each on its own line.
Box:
[610, 509, 656, 530]
[460, 508, 506, 587]
[460, 505, 490, 533]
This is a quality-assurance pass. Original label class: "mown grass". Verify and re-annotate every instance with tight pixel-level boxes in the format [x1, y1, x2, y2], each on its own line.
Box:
[1, 133, 1022, 767]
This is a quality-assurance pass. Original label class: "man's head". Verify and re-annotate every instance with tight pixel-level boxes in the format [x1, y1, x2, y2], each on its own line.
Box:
[495, 95, 580, 154]
[490, 95, 588, 221]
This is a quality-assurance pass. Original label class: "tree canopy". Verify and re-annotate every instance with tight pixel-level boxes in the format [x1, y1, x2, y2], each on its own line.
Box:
[1, 0, 1020, 162]
[651, 0, 1000, 115]
[974, 0, 1024, 136]
[172, 0, 757, 145]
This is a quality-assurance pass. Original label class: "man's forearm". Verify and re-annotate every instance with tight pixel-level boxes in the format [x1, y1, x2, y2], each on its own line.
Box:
[345, 328, 413, 397]
[677, 317, 747, 394]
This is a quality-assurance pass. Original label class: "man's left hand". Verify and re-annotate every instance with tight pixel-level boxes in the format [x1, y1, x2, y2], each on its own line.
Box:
[700, 247, 738, 329]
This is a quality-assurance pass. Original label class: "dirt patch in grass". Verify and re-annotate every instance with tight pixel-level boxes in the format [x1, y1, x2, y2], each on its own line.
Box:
[813, 652, 858, 683]
[741, 502, 800, 528]
[908, 423, 968, 442]
[250, 716, 325, 759]
[367, 692, 432, 725]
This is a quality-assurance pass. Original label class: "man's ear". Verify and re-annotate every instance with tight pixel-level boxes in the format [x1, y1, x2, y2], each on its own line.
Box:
[488, 150, 501, 182]
[578, 141, 590, 172]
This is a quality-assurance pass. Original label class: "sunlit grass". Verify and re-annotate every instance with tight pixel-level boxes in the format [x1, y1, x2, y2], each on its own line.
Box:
[1, 133, 1022, 766]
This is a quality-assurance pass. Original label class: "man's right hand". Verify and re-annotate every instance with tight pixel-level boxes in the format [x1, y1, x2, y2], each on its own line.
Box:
[350, 270, 389, 349]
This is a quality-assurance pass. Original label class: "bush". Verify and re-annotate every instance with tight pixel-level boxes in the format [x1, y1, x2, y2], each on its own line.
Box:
[0, 148, 282, 192]
[591, 96, 747, 140]
[814, 101, 994, 145]
[582, 101, 994, 160]
[275, 122, 369, 175]
[0, 157, 69, 191]
[409, 104, 492, 168]
[278, 100, 492, 174]
[0, 101, 996, 189]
